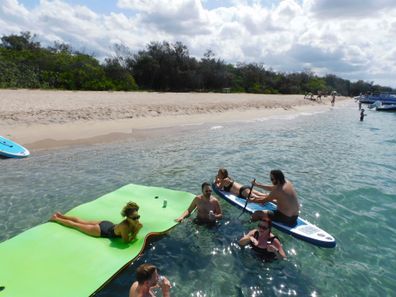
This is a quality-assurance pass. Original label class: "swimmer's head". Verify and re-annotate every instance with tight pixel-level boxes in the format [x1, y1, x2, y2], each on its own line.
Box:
[218, 168, 228, 178]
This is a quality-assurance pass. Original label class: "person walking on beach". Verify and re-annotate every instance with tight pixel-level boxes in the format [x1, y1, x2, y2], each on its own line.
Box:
[176, 182, 223, 224]
[331, 91, 336, 106]
[360, 109, 367, 121]
[251, 170, 299, 226]
[50, 201, 143, 243]
[129, 263, 171, 297]
[239, 217, 286, 260]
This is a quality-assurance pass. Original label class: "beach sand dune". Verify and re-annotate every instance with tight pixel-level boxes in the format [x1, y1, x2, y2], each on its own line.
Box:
[0, 90, 349, 150]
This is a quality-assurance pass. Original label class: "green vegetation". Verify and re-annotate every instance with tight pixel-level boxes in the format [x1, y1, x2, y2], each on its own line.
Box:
[0, 32, 393, 95]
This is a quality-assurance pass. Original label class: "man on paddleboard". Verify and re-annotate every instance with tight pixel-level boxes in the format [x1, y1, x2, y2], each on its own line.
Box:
[251, 170, 299, 226]
[176, 182, 223, 224]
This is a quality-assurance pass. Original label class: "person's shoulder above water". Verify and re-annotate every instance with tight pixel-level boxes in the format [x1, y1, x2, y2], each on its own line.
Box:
[129, 263, 171, 297]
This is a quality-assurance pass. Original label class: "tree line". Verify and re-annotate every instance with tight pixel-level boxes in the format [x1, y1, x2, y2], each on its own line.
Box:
[0, 32, 393, 96]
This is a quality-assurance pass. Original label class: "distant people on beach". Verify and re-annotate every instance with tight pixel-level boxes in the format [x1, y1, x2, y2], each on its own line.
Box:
[176, 182, 223, 224]
[129, 263, 171, 297]
[358, 101, 362, 110]
[360, 109, 367, 121]
[239, 217, 286, 260]
[251, 170, 300, 226]
[215, 168, 267, 201]
[304, 92, 314, 100]
[331, 91, 336, 106]
[50, 202, 143, 243]
[317, 91, 322, 102]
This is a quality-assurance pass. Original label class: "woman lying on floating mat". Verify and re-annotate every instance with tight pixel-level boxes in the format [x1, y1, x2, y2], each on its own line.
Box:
[50, 201, 142, 243]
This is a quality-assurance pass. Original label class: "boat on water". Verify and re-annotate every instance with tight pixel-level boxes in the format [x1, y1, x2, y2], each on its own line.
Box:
[376, 104, 396, 112]
[356, 92, 396, 105]
[368, 100, 396, 111]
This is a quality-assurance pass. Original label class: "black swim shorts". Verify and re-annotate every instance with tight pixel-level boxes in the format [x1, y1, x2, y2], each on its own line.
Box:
[268, 210, 298, 227]
[239, 185, 251, 197]
[99, 220, 117, 238]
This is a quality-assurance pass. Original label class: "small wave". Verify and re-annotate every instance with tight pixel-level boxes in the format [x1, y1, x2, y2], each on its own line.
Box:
[210, 125, 223, 130]
[180, 122, 204, 127]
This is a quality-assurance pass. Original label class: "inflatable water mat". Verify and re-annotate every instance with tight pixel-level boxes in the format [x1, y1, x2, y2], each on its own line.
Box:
[0, 184, 195, 297]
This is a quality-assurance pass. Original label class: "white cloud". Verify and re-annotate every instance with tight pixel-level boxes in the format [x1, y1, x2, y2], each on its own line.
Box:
[0, 0, 395, 87]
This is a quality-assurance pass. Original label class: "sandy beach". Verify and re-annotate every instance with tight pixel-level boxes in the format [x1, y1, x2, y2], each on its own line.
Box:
[0, 89, 350, 150]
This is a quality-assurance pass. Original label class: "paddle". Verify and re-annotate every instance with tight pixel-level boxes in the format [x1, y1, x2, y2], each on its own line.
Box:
[238, 179, 255, 218]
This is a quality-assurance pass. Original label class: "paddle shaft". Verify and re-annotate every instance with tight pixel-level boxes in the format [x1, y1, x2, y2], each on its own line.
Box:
[238, 179, 255, 218]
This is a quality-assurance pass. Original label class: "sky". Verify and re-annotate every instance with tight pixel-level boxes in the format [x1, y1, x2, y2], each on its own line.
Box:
[1, 0, 396, 88]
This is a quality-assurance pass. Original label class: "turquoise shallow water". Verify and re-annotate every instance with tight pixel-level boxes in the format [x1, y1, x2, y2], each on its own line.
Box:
[1, 101, 395, 296]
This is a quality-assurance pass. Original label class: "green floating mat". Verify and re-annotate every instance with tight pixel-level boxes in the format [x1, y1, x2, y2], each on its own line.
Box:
[0, 184, 194, 297]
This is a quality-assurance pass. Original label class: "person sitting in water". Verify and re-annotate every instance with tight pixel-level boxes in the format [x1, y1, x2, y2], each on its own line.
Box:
[50, 201, 143, 243]
[176, 182, 222, 224]
[129, 263, 171, 297]
[239, 217, 286, 260]
[215, 168, 267, 201]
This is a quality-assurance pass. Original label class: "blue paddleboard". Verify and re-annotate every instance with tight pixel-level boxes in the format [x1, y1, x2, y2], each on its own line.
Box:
[0, 136, 30, 158]
[212, 183, 336, 248]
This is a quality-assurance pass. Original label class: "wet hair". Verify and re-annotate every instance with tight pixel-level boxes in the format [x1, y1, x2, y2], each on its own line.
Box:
[218, 168, 228, 178]
[251, 210, 264, 222]
[136, 263, 157, 284]
[121, 201, 139, 218]
[270, 170, 285, 185]
[201, 182, 211, 191]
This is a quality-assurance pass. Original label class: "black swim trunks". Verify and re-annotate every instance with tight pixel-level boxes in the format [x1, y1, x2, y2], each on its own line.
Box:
[268, 210, 298, 227]
[99, 220, 117, 238]
[239, 185, 251, 197]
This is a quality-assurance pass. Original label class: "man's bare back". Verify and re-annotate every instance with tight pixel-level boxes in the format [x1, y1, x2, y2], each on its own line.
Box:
[269, 180, 299, 217]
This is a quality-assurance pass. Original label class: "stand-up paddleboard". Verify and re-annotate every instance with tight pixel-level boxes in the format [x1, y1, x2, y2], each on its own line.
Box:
[212, 183, 336, 248]
[0, 136, 30, 158]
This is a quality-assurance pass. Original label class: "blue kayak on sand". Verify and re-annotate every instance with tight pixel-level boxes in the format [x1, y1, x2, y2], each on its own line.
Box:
[0, 136, 30, 158]
[212, 183, 336, 248]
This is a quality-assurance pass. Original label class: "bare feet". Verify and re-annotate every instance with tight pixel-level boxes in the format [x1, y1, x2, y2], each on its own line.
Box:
[50, 213, 59, 222]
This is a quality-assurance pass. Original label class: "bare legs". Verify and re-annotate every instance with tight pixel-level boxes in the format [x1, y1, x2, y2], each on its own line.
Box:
[50, 212, 101, 237]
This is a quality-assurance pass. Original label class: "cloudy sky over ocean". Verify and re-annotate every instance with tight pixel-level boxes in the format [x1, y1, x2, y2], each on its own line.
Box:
[1, 0, 396, 87]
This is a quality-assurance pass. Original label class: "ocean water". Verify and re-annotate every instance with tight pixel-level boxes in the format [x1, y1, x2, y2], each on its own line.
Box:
[1, 101, 395, 297]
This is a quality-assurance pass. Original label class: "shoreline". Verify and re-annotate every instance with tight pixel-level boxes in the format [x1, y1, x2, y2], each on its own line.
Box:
[0, 90, 351, 151]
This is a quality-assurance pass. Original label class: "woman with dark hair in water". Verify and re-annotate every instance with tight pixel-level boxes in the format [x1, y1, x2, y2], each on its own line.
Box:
[215, 168, 267, 201]
[51, 201, 143, 243]
[239, 217, 286, 260]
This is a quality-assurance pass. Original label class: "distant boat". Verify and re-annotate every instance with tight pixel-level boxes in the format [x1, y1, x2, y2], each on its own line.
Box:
[376, 104, 396, 112]
[357, 92, 396, 105]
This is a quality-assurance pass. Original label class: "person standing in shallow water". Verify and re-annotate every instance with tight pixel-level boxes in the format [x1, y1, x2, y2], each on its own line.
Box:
[360, 109, 367, 121]
[129, 263, 171, 297]
[176, 182, 223, 224]
[239, 217, 286, 260]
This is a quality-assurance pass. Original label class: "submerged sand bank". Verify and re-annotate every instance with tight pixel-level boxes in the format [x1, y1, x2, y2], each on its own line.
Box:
[0, 90, 350, 150]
